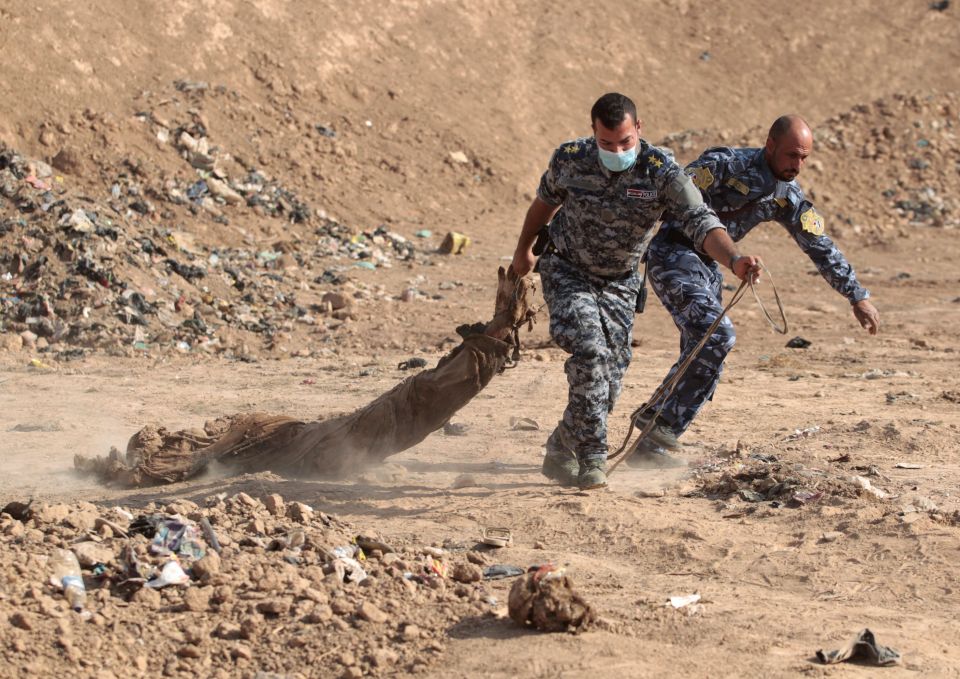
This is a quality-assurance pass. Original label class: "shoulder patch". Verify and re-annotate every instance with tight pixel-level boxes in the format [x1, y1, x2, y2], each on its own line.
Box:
[800, 208, 825, 236]
[560, 142, 584, 157]
[688, 166, 714, 190]
[774, 197, 788, 208]
[725, 177, 750, 195]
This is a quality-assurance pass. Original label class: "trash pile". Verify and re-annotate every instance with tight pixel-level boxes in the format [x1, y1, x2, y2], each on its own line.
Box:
[694, 454, 861, 508]
[811, 92, 960, 235]
[0, 103, 439, 360]
[0, 492, 513, 677]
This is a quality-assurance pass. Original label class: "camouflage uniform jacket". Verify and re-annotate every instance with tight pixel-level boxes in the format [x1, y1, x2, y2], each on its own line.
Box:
[537, 137, 724, 279]
[662, 146, 869, 303]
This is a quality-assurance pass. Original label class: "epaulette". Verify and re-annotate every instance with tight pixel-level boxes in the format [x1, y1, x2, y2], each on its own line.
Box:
[557, 139, 590, 160]
[639, 145, 670, 175]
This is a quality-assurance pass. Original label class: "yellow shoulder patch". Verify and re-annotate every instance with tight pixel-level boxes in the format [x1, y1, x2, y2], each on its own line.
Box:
[647, 154, 664, 168]
[774, 197, 788, 208]
[689, 166, 714, 190]
[725, 177, 750, 195]
[800, 208, 825, 236]
[562, 143, 581, 155]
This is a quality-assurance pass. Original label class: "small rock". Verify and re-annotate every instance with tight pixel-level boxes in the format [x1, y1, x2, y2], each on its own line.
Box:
[192, 551, 221, 579]
[72, 541, 113, 568]
[451, 562, 483, 584]
[449, 150, 469, 164]
[233, 492, 259, 508]
[131, 586, 162, 609]
[401, 623, 421, 641]
[321, 292, 352, 311]
[356, 601, 389, 624]
[177, 644, 203, 659]
[820, 531, 844, 543]
[182, 587, 211, 612]
[256, 597, 292, 616]
[466, 551, 487, 566]
[10, 612, 34, 630]
[263, 494, 286, 517]
[232, 644, 253, 660]
[214, 621, 241, 639]
[304, 603, 333, 623]
[288, 502, 314, 523]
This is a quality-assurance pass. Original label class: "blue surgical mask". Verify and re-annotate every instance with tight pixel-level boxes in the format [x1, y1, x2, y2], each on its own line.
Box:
[597, 144, 638, 172]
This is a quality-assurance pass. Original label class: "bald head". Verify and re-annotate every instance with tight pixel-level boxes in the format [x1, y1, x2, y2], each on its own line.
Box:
[768, 115, 812, 144]
[765, 115, 812, 181]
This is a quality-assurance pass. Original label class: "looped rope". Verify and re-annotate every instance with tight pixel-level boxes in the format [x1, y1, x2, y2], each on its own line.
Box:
[607, 264, 787, 474]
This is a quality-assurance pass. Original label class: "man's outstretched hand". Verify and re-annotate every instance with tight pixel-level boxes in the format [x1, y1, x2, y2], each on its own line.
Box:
[853, 299, 880, 335]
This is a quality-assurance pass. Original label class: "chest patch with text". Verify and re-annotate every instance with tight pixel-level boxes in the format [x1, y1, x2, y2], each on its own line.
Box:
[626, 188, 656, 199]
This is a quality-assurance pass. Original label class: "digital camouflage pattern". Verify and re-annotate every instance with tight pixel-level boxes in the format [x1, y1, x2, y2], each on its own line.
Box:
[647, 146, 871, 435]
[536, 137, 725, 463]
[538, 137, 724, 279]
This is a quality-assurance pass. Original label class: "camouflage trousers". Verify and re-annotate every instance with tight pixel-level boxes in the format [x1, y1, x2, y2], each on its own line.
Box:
[645, 233, 736, 436]
[539, 252, 640, 464]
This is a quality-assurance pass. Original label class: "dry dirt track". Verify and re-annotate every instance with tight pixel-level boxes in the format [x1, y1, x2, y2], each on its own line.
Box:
[2, 0, 960, 677]
[3, 226, 960, 677]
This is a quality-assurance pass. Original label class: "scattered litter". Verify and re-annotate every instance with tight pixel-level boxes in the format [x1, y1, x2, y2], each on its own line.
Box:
[49, 548, 86, 612]
[816, 628, 901, 666]
[509, 416, 541, 431]
[146, 560, 190, 589]
[785, 426, 820, 441]
[483, 565, 525, 580]
[442, 421, 470, 436]
[397, 357, 428, 370]
[480, 527, 513, 548]
[438, 232, 471, 255]
[894, 462, 923, 469]
[667, 593, 701, 609]
[851, 475, 891, 500]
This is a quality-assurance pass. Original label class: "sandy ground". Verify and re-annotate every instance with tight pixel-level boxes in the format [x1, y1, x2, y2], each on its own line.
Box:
[3, 224, 960, 677]
[3, 1, 960, 676]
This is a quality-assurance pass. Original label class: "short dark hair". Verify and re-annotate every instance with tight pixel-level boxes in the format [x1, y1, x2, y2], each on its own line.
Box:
[591, 93, 637, 129]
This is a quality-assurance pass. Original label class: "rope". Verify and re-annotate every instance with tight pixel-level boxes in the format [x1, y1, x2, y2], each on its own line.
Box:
[607, 265, 787, 475]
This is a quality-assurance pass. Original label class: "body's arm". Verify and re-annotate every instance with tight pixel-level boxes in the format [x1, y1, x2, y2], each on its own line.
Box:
[511, 197, 560, 277]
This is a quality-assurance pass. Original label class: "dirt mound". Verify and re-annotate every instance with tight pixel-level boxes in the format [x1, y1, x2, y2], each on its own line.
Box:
[0, 492, 505, 677]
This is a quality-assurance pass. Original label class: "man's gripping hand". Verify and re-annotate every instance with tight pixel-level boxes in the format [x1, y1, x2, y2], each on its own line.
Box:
[731, 255, 763, 284]
[511, 247, 536, 278]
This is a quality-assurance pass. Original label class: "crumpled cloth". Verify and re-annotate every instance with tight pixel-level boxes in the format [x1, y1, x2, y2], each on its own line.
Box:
[816, 628, 901, 666]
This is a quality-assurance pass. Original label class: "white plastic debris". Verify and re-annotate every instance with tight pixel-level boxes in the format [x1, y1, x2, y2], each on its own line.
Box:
[851, 475, 890, 500]
[668, 593, 701, 609]
[146, 560, 191, 588]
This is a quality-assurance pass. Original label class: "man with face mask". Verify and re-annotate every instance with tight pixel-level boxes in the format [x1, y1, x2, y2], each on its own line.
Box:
[628, 115, 881, 466]
[510, 92, 761, 490]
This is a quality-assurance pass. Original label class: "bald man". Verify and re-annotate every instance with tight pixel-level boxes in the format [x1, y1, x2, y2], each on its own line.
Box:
[630, 115, 880, 466]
